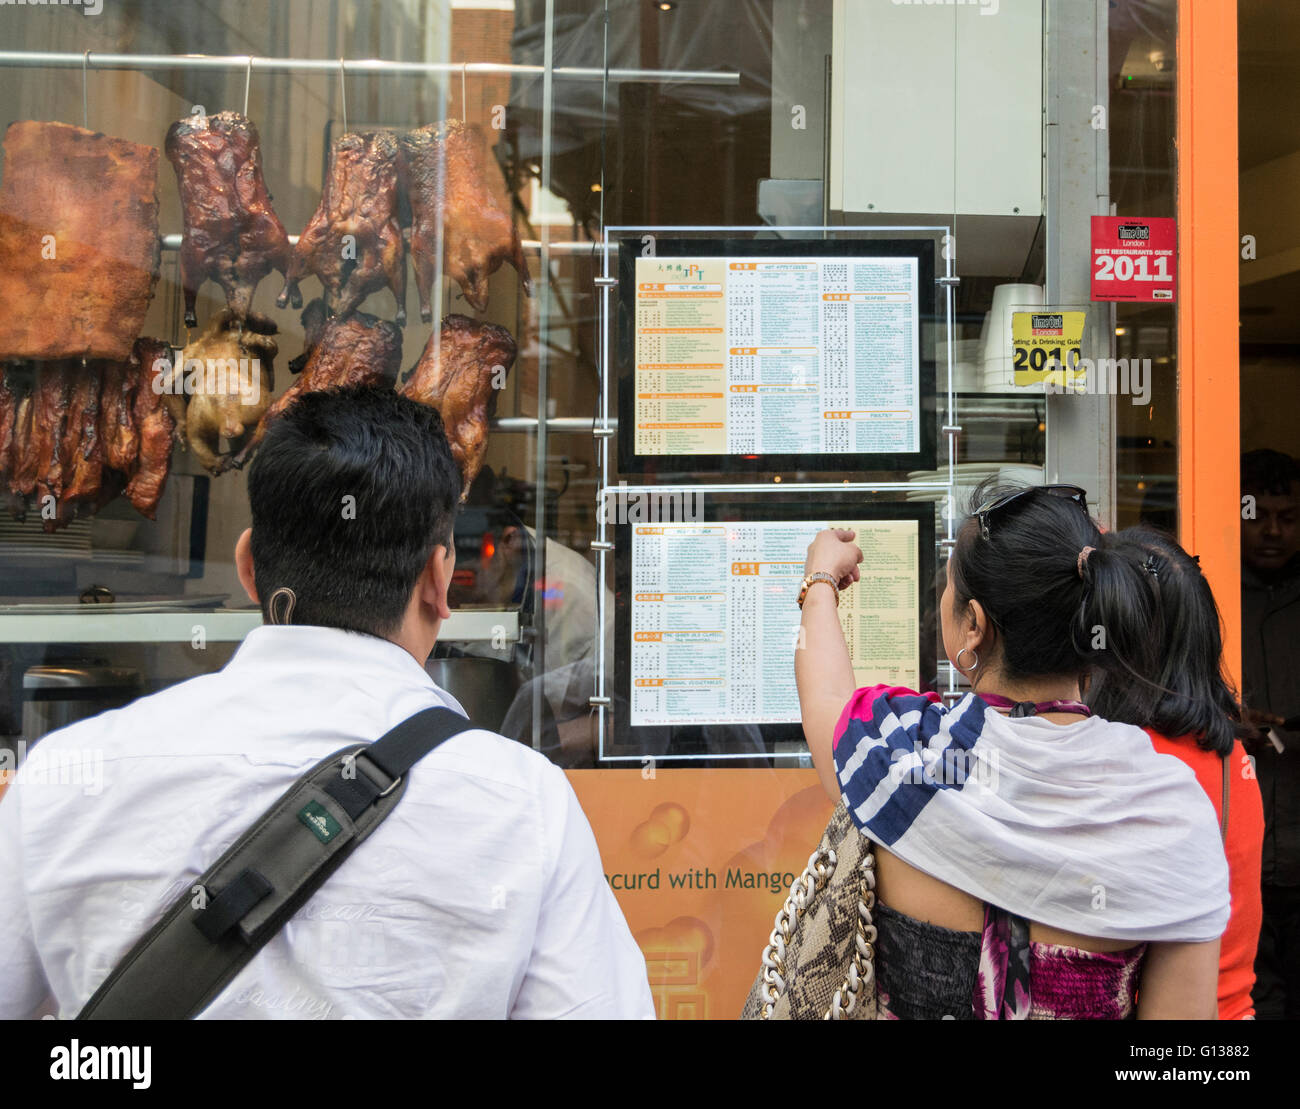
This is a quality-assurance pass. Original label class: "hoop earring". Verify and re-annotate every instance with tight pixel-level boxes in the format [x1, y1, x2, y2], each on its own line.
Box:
[955, 647, 979, 673]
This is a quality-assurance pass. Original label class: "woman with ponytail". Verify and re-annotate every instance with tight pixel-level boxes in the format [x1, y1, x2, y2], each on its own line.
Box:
[795, 483, 1229, 1019]
[1087, 527, 1265, 1019]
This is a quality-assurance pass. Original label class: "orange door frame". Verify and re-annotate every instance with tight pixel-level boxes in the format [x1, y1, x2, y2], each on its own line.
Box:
[1178, 0, 1241, 689]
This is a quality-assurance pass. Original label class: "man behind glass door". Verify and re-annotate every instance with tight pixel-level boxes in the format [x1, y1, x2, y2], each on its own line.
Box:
[0, 385, 653, 1020]
[1241, 448, 1300, 1020]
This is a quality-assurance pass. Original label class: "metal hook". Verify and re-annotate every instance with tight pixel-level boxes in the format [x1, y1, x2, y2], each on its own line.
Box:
[243, 55, 253, 117]
[82, 50, 90, 129]
[338, 57, 348, 134]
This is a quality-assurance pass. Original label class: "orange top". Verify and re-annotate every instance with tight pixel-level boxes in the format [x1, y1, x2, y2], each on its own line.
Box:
[1146, 730, 1264, 1020]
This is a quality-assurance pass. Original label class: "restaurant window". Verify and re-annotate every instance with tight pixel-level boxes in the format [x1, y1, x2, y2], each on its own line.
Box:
[0, 0, 1188, 1017]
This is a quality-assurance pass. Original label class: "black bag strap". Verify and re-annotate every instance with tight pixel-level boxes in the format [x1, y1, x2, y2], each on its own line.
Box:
[77, 706, 470, 1020]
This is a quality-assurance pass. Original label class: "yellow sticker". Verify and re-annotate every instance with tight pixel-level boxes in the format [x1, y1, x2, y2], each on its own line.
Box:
[1011, 311, 1087, 389]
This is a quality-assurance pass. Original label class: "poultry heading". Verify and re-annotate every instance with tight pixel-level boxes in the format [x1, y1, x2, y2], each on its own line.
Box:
[0, 121, 160, 362]
[233, 309, 403, 468]
[165, 111, 292, 328]
[181, 310, 277, 475]
[400, 314, 516, 502]
[278, 132, 407, 325]
[400, 121, 532, 318]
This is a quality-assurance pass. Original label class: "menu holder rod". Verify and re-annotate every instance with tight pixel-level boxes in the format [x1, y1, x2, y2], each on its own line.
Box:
[601, 481, 949, 496]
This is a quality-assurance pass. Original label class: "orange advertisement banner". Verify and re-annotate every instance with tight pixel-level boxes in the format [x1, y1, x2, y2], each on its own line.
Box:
[565, 768, 834, 1021]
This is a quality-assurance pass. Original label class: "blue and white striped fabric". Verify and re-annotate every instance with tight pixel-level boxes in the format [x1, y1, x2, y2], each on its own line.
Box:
[832, 686, 1231, 944]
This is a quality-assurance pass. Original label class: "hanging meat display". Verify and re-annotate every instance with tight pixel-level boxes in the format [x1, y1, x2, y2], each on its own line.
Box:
[165, 111, 293, 328]
[0, 121, 160, 363]
[277, 131, 407, 325]
[0, 102, 537, 544]
[400, 120, 532, 318]
[0, 340, 177, 530]
[400, 314, 517, 502]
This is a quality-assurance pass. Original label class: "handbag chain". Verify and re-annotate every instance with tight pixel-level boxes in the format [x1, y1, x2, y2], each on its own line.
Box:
[756, 838, 880, 1019]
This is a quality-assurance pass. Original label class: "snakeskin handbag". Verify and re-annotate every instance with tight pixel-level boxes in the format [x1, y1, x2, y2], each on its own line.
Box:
[741, 799, 880, 1020]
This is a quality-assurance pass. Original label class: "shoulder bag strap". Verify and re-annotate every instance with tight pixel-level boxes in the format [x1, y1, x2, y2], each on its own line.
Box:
[77, 706, 470, 1020]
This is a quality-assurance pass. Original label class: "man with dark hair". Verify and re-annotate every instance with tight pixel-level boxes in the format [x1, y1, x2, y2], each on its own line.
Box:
[1241, 448, 1300, 1019]
[0, 385, 653, 1020]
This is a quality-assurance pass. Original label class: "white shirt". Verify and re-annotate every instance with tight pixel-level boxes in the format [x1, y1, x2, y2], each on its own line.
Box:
[0, 625, 654, 1020]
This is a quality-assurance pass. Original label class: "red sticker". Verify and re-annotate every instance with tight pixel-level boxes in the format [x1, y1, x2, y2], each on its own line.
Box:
[1090, 216, 1177, 303]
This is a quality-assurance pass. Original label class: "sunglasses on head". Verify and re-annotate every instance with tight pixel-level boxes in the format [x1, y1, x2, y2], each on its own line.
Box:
[974, 484, 1090, 541]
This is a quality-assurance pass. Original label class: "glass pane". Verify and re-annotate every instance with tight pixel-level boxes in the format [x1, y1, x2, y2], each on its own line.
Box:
[0, 0, 1199, 1024]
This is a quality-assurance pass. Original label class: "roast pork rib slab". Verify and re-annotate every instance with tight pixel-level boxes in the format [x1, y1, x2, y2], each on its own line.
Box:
[124, 338, 177, 520]
[0, 369, 21, 484]
[98, 354, 140, 474]
[52, 363, 103, 530]
[165, 111, 292, 328]
[0, 121, 160, 362]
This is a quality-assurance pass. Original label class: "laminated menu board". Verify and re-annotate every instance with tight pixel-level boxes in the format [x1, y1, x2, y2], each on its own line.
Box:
[610, 495, 934, 761]
[616, 238, 937, 474]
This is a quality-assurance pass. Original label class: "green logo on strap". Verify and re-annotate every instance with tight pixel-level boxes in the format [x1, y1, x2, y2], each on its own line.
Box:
[297, 800, 341, 844]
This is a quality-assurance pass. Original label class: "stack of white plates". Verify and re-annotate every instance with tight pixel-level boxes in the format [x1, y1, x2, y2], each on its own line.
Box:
[936, 339, 983, 393]
[943, 361, 981, 393]
[980, 284, 1044, 391]
[0, 514, 93, 558]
